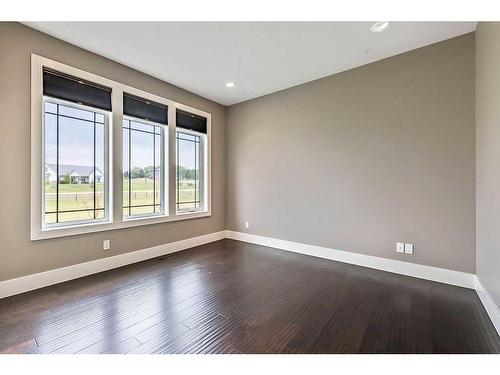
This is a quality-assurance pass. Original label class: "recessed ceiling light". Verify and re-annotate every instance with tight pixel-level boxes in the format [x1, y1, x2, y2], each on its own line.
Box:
[370, 21, 390, 33]
[225, 82, 235, 88]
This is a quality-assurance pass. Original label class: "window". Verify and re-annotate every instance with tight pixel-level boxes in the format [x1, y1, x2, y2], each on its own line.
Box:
[42, 69, 110, 228]
[122, 93, 168, 219]
[176, 131, 202, 211]
[176, 110, 207, 213]
[31, 55, 211, 240]
[123, 118, 165, 218]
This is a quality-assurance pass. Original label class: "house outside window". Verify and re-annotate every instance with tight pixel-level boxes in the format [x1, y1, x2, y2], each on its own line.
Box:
[45, 164, 103, 184]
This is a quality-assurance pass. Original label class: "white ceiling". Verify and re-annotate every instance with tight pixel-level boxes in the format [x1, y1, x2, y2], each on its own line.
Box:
[25, 22, 476, 106]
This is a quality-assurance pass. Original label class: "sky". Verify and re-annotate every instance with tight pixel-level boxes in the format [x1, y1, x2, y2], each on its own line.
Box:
[44, 104, 199, 172]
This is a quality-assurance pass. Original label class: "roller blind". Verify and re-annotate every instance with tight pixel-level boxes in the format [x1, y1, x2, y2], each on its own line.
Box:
[43, 68, 112, 111]
[123, 93, 168, 124]
[176, 109, 207, 134]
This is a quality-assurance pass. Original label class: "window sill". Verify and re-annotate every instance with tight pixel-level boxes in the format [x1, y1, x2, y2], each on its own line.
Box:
[176, 209, 205, 216]
[31, 210, 211, 241]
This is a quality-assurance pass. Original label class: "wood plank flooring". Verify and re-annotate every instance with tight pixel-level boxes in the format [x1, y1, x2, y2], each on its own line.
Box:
[0, 239, 498, 354]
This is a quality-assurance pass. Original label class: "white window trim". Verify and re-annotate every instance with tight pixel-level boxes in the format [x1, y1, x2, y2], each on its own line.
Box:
[31, 54, 212, 241]
[41, 96, 112, 229]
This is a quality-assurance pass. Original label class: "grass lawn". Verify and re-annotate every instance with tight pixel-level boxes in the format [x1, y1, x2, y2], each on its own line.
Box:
[44, 178, 200, 224]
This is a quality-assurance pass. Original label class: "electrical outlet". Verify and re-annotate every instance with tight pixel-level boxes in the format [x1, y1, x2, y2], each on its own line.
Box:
[404, 243, 414, 255]
[396, 242, 405, 253]
[245, 221, 250, 229]
[103, 240, 111, 251]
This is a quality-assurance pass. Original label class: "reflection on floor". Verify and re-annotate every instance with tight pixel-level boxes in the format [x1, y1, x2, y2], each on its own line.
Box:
[0, 239, 499, 353]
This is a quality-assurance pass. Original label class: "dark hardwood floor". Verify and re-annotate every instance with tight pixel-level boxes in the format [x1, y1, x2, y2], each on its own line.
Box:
[0, 239, 498, 354]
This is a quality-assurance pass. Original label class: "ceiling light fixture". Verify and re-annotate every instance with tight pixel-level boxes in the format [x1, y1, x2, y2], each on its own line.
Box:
[370, 21, 390, 33]
[225, 81, 235, 88]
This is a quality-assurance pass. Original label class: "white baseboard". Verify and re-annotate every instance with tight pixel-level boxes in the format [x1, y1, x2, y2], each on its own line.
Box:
[0, 230, 226, 299]
[2, 228, 498, 338]
[475, 277, 500, 335]
[226, 230, 500, 335]
[226, 230, 477, 289]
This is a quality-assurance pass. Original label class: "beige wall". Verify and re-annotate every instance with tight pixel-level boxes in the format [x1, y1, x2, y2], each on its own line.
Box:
[0, 24, 479, 283]
[227, 33, 476, 273]
[476, 23, 500, 306]
[0, 23, 226, 281]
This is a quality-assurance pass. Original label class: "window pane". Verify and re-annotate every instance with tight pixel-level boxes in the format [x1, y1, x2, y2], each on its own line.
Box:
[95, 113, 105, 124]
[43, 100, 107, 226]
[44, 101, 58, 114]
[45, 213, 57, 224]
[58, 112, 95, 223]
[59, 105, 95, 122]
[130, 120, 155, 134]
[123, 118, 163, 218]
[95, 122, 105, 210]
[44, 109, 57, 224]
[176, 131, 201, 212]
[123, 124, 130, 216]
[155, 134, 161, 213]
[58, 210, 94, 223]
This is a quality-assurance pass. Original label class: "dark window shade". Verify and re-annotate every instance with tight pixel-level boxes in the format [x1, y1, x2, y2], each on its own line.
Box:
[123, 93, 168, 124]
[43, 68, 112, 111]
[176, 109, 207, 134]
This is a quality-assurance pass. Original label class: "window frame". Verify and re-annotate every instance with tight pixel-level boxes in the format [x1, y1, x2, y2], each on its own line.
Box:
[41, 96, 111, 229]
[122, 115, 167, 220]
[175, 128, 207, 214]
[31, 54, 211, 240]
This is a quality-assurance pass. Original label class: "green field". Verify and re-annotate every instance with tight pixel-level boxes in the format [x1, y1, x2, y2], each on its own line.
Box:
[44, 178, 199, 224]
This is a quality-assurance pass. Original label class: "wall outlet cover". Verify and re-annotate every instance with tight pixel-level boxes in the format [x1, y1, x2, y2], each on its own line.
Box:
[404, 243, 414, 255]
[103, 240, 111, 251]
[396, 242, 405, 253]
